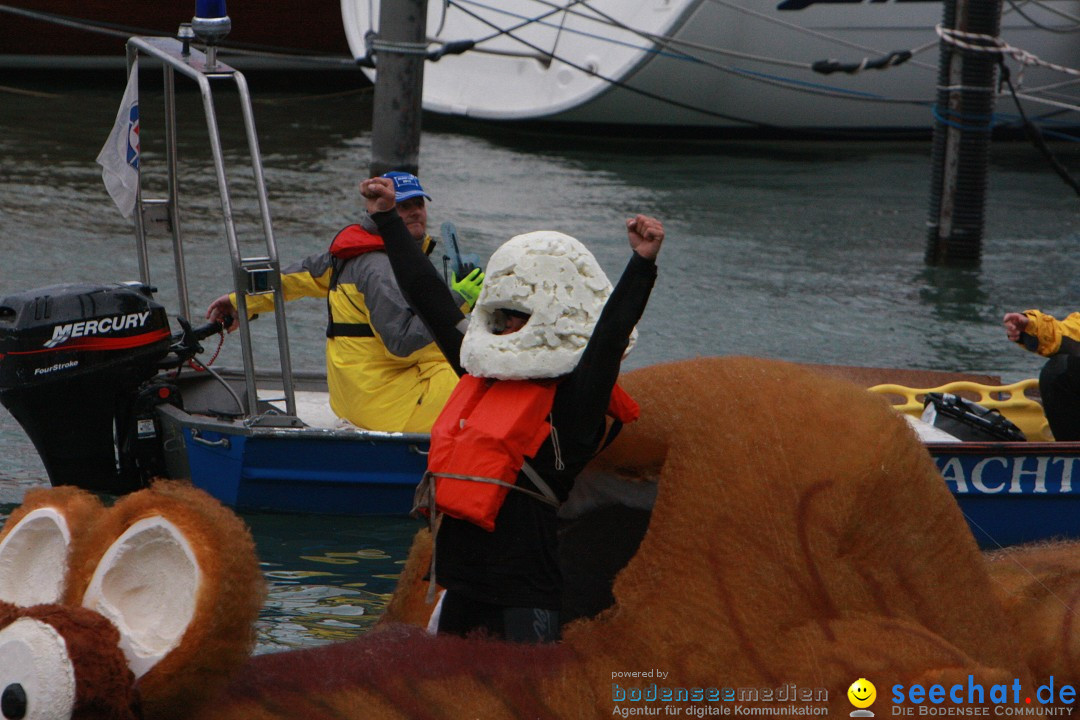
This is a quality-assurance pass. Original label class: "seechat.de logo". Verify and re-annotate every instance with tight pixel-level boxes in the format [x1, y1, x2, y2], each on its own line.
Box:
[849, 678, 877, 718]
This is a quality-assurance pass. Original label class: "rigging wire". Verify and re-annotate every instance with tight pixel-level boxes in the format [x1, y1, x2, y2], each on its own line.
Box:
[447, 0, 1080, 124]
[9, 0, 1079, 134]
[445, 0, 763, 126]
[434, 0, 449, 37]
[933, 24, 1080, 136]
[937, 25, 1080, 80]
[453, 0, 911, 96]
[0, 84, 60, 98]
[1005, 0, 1080, 33]
[458, 0, 938, 74]
[0, 3, 363, 69]
[457, 0, 916, 73]
[548, 3, 572, 64]
[704, 0, 941, 69]
[998, 60, 1080, 197]
[468, 0, 590, 46]
[571, 0, 927, 81]
[448, 0, 937, 108]
[429, 0, 1080, 140]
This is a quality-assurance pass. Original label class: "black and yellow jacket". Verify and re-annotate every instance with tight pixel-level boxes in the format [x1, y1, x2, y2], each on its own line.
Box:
[1019, 309, 1080, 357]
[236, 217, 464, 432]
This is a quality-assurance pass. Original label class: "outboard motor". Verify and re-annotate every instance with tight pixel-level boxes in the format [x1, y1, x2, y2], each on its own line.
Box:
[0, 282, 176, 493]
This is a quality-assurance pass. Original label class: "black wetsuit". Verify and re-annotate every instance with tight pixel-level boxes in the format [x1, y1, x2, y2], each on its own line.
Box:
[373, 209, 657, 641]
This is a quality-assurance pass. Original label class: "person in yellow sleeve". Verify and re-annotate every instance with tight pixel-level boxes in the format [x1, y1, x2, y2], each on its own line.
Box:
[1004, 308, 1080, 440]
[205, 171, 483, 433]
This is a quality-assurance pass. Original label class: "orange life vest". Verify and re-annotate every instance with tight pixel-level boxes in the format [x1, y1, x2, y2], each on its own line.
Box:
[426, 374, 639, 531]
[329, 224, 384, 258]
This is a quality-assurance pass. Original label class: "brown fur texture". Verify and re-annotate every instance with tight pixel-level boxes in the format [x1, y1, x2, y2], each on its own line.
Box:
[189, 625, 580, 720]
[0, 485, 105, 601]
[375, 527, 438, 630]
[10, 603, 141, 720]
[566, 357, 1028, 713]
[9, 356, 1080, 719]
[204, 357, 1050, 718]
[0, 485, 104, 548]
[62, 481, 266, 720]
[985, 541, 1080, 685]
[0, 482, 264, 720]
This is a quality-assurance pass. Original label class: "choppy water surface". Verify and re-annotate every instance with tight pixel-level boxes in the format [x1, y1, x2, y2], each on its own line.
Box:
[252, 512, 422, 652]
[1, 77, 1078, 650]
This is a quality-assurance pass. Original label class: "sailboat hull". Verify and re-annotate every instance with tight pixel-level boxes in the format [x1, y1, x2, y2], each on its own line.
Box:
[341, 0, 1080, 132]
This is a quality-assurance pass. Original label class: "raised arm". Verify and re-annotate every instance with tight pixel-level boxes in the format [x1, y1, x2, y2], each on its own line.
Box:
[360, 176, 467, 373]
[559, 215, 664, 434]
[627, 213, 664, 261]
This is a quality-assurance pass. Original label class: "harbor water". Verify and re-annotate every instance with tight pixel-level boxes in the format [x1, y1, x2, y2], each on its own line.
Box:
[1, 77, 1078, 652]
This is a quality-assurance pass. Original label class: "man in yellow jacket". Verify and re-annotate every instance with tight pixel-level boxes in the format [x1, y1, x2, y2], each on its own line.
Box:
[1004, 308, 1080, 440]
[206, 172, 482, 432]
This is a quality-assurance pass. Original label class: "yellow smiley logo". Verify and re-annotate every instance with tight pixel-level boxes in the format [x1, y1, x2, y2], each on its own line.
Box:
[848, 678, 877, 709]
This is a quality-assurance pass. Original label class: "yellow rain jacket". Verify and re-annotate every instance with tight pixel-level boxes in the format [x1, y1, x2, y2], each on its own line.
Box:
[236, 222, 463, 432]
[1019, 309, 1080, 357]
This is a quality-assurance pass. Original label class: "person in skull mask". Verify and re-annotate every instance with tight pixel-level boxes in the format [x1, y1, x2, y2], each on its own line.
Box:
[360, 175, 664, 643]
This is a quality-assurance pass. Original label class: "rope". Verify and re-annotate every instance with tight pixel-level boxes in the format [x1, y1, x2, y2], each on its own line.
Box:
[252, 87, 372, 106]
[562, 0, 938, 73]
[0, 2, 362, 69]
[459, 0, 817, 71]
[935, 23, 1080, 136]
[442, 0, 1079, 128]
[442, 0, 941, 130]
[0, 3, 139, 41]
[0, 84, 61, 98]
[445, 0, 762, 125]
[931, 104, 995, 132]
[467, 0, 590, 46]
[706, 0, 941, 70]
[936, 24, 1080, 79]
[1009, 89, 1080, 117]
[965, 510, 1080, 620]
[998, 60, 1080, 197]
[370, 39, 430, 56]
[812, 50, 913, 76]
[445, 0, 941, 130]
[187, 328, 225, 372]
[548, 2, 571, 63]
[456, 0, 808, 70]
[1005, 0, 1080, 33]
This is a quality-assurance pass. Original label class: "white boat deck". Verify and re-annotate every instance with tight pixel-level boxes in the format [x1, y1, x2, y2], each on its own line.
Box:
[271, 389, 963, 440]
[263, 389, 344, 431]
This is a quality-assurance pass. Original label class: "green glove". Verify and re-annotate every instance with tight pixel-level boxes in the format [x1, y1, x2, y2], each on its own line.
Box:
[451, 267, 484, 310]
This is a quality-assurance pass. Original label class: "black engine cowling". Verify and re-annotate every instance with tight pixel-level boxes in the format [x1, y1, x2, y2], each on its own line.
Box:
[0, 282, 174, 492]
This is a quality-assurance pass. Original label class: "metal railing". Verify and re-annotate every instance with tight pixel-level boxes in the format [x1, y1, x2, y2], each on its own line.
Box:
[127, 35, 297, 418]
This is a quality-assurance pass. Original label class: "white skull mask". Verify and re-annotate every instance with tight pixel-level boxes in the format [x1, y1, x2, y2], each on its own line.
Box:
[460, 230, 636, 380]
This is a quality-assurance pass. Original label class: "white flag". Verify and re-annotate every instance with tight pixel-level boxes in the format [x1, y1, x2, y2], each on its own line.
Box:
[96, 60, 140, 218]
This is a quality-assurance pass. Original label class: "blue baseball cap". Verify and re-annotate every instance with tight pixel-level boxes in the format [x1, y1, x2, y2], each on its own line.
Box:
[382, 171, 432, 203]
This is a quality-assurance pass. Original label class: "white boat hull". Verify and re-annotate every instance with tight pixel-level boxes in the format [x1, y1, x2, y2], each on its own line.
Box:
[341, 0, 1080, 132]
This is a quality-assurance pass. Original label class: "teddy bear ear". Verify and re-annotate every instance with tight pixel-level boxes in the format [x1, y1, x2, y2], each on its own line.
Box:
[64, 480, 264, 718]
[75, 507, 202, 679]
[0, 487, 105, 607]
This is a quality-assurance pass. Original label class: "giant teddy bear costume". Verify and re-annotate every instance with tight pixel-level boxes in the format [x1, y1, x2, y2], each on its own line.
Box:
[1, 356, 1079, 719]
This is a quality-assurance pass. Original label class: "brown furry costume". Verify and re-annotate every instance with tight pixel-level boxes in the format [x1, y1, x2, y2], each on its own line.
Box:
[372, 357, 1043, 717]
[0, 481, 264, 720]
[3, 357, 1080, 719]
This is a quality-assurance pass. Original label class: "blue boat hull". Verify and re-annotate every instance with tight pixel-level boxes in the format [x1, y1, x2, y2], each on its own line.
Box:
[159, 396, 1080, 542]
[930, 441, 1080, 548]
[158, 404, 429, 516]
